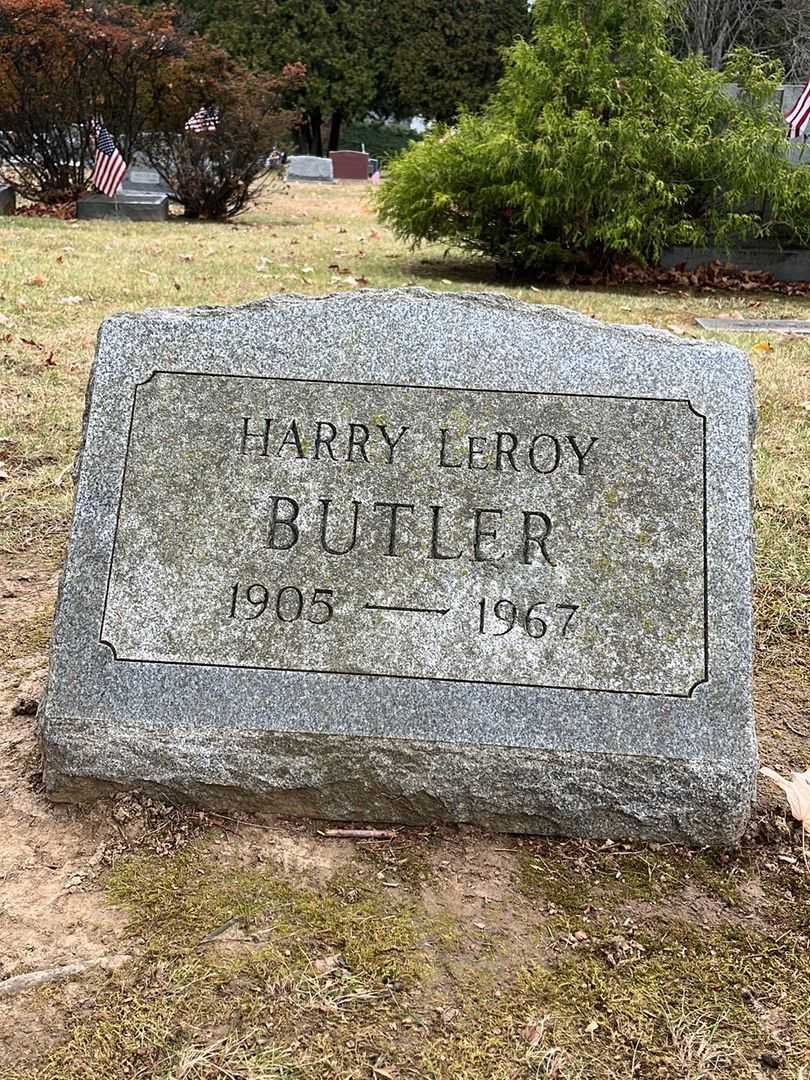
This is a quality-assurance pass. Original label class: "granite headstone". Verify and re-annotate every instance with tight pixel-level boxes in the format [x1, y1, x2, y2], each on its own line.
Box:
[286, 155, 335, 183]
[330, 150, 370, 180]
[122, 166, 171, 197]
[39, 289, 757, 844]
[0, 184, 15, 215]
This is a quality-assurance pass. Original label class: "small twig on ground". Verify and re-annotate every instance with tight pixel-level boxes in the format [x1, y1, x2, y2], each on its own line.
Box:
[199, 915, 248, 944]
[0, 955, 131, 996]
[208, 812, 276, 832]
[784, 720, 809, 738]
[320, 828, 397, 840]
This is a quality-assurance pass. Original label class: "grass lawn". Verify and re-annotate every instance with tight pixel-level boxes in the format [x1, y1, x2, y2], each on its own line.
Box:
[0, 182, 808, 1079]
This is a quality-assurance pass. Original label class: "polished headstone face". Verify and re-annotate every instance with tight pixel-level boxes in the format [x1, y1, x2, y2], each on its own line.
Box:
[329, 150, 370, 180]
[122, 167, 170, 194]
[40, 290, 757, 844]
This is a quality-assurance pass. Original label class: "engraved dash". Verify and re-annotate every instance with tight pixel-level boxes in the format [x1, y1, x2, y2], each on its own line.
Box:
[364, 603, 450, 615]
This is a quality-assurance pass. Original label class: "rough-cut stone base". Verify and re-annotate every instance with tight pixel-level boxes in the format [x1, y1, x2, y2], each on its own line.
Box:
[41, 712, 755, 845]
[77, 193, 169, 221]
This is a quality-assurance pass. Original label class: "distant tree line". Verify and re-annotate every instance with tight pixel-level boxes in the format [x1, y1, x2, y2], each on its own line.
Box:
[168, 0, 532, 154]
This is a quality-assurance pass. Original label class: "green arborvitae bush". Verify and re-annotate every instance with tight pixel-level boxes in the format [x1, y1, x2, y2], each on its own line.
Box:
[377, 0, 810, 274]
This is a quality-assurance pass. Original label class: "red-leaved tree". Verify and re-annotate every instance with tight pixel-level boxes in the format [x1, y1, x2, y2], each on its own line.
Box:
[144, 47, 305, 219]
[0, 0, 184, 203]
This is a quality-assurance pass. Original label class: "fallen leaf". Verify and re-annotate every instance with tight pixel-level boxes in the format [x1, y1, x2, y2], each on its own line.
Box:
[0, 468, 8, 481]
[522, 1017, 546, 1047]
[313, 953, 342, 976]
[441, 278, 453, 285]
[59, 296, 83, 304]
[300, 266, 314, 274]
[752, 341, 773, 353]
[177, 253, 194, 262]
[173, 280, 181, 291]
[760, 766, 810, 832]
[27, 274, 45, 286]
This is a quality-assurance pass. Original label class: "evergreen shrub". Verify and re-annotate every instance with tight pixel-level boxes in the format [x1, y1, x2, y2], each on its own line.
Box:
[377, 0, 810, 273]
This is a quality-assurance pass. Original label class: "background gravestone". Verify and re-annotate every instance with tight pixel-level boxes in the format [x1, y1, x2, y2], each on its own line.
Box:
[330, 150, 370, 180]
[0, 184, 14, 214]
[286, 155, 335, 182]
[122, 165, 172, 197]
[39, 289, 757, 845]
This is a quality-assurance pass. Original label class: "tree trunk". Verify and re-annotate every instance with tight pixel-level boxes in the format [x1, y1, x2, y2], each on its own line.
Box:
[298, 109, 324, 156]
[311, 107, 323, 157]
[328, 110, 342, 153]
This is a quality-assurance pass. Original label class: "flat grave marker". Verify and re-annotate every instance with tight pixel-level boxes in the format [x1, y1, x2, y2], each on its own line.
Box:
[77, 191, 169, 221]
[40, 290, 757, 844]
[696, 317, 810, 335]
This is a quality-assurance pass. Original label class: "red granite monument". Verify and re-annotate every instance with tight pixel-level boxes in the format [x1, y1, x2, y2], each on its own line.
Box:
[329, 150, 370, 180]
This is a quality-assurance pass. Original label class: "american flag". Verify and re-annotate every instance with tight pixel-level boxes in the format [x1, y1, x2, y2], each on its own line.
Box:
[785, 79, 810, 140]
[185, 106, 219, 133]
[90, 123, 127, 198]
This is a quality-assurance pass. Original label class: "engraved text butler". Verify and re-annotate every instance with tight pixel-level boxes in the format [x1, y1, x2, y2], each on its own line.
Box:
[100, 371, 707, 696]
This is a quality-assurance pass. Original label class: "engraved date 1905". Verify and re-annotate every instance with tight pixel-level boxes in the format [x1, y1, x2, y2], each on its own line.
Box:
[228, 583, 334, 623]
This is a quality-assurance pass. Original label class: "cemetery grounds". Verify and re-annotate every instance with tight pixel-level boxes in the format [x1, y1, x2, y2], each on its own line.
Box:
[0, 183, 809, 1080]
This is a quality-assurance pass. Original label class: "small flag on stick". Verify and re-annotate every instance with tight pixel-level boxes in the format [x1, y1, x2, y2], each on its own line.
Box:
[785, 79, 810, 139]
[90, 122, 127, 198]
[185, 106, 219, 133]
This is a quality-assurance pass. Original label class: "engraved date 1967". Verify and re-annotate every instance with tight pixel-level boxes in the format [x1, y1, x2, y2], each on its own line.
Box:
[228, 582, 580, 639]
